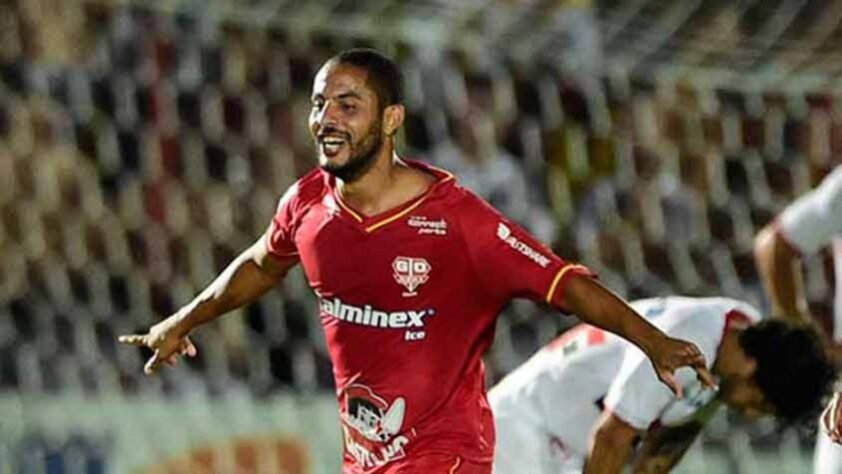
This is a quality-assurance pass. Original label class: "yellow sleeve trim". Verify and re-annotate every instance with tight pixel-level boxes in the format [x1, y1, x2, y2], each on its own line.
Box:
[545, 264, 589, 304]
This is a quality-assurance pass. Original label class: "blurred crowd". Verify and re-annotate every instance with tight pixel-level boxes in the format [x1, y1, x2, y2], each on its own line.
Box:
[0, 1, 839, 404]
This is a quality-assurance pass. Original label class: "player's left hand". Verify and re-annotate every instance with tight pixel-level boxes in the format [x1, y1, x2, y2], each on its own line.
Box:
[822, 392, 842, 443]
[646, 335, 716, 398]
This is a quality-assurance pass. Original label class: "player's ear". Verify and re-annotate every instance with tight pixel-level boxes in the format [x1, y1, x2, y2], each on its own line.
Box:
[740, 356, 758, 380]
[383, 104, 405, 137]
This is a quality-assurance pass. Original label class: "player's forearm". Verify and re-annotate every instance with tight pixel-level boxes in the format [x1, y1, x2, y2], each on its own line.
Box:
[170, 244, 288, 336]
[585, 411, 641, 474]
[560, 275, 667, 356]
[585, 429, 634, 474]
[632, 454, 674, 474]
[632, 422, 704, 474]
[754, 226, 809, 322]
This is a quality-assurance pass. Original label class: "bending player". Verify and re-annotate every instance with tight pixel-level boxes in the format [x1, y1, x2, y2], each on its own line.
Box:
[754, 165, 842, 472]
[119, 49, 715, 473]
[490, 296, 834, 474]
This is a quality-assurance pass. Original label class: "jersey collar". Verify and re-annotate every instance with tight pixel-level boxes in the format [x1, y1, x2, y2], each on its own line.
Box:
[326, 158, 456, 234]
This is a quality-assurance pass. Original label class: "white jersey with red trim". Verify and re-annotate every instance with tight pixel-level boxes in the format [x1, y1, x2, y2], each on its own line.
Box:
[777, 166, 842, 341]
[489, 296, 762, 463]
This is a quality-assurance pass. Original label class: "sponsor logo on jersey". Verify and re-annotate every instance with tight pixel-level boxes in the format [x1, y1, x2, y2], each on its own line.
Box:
[340, 384, 414, 468]
[407, 215, 448, 235]
[392, 256, 431, 297]
[320, 297, 435, 329]
[497, 222, 551, 268]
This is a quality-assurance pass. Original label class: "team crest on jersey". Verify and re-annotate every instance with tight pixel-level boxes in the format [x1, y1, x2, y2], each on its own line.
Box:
[340, 384, 413, 468]
[392, 256, 431, 297]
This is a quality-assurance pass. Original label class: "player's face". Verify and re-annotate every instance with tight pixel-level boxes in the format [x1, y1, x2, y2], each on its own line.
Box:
[719, 379, 774, 419]
[309, 62, 385, 183]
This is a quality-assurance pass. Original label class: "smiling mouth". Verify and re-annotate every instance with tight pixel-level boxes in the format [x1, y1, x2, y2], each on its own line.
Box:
[319, 135, 350, 157]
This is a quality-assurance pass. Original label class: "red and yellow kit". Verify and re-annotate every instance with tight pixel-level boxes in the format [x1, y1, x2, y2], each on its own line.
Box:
[266, 160, 592, 473]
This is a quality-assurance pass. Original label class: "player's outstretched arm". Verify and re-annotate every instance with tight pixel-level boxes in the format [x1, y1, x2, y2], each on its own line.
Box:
[118, 233, 297, 375]
[754, 224, 811, 324]
[558, 275, 716, 397]
[755, 224, 842, 370]
[584, 411, 639, 474]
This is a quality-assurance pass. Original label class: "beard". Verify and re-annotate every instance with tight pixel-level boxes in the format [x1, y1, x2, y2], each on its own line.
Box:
[319, 118, 384, 184]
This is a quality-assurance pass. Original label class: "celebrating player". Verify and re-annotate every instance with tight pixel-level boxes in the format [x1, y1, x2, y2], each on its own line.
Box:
[489, 296, 834, 474]
[119, 49, 714, 473]
[754, 165, 842, 472]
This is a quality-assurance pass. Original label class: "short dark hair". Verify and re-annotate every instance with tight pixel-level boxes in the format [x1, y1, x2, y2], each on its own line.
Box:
[739, 320, 835, 424]
[330, 48, 404, 109]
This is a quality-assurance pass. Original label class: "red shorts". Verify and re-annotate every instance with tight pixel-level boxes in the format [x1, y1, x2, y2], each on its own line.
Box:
[350, 455, 492, 474]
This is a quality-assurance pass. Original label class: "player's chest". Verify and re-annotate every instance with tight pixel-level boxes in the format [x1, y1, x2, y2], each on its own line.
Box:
[293, 208, 465, 295]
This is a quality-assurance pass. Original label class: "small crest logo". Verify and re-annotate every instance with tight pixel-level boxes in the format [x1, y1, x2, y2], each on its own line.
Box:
[497, 222, 511, 240]
[392, 256, 431, 297]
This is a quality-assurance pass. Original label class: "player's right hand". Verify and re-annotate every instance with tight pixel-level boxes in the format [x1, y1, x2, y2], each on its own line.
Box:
[822, 392, 842, 443]
[646, 335, 717, 399]
[118, 318, 197, 375]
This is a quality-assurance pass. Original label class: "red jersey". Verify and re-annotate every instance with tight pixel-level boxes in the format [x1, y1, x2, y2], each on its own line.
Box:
[266, 159, 592, 473]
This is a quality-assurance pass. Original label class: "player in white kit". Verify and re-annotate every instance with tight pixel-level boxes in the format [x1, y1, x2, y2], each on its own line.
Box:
[489, 297, 834, 474]
[754, 166, 842, 473]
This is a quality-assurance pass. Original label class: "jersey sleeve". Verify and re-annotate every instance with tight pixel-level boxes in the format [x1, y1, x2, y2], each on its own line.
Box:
[603, 309, 723, 430]
[265, 182, 301, 259]
[778, 166, 842, 255]
[457, 190, 593, 307]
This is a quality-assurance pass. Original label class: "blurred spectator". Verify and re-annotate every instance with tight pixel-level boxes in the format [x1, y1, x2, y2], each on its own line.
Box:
[434, 108, 556, 243]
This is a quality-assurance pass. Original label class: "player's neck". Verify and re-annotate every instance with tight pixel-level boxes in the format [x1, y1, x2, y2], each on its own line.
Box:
[336, 149, 434, 217]
[712, 328, 752, 378]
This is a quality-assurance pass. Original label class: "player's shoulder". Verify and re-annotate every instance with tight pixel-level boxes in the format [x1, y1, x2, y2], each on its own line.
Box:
[814, 165, 842, 203]
[718, 297, 763, 323]
[439, 176, 499, 216]
[820, 165, 842, 188]
[292, 167, 330, 199]
[276, 167, 329, 212]
[657, 296, 762, 335]
[404, 158, 488, 211]
[790, 165, 842, 210]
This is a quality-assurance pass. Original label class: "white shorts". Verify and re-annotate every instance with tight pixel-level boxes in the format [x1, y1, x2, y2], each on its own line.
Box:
[492, 411, 583, 474]
[815, 428, 842, 473]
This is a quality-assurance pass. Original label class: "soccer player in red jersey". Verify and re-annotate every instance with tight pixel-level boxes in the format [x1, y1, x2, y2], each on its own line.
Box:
[119, 49, 715, 473]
